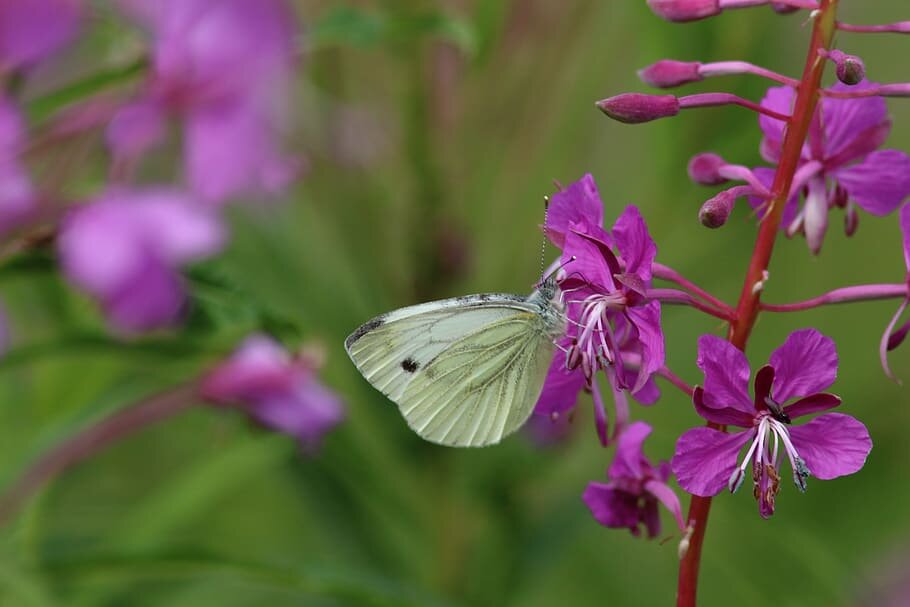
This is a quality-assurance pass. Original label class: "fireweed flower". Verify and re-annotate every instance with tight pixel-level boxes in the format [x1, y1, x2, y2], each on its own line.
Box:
[201, 334, 345, 450]
[58, 189, 224, 332]
[109, 0, 300, 204]
[672, 330, 872, 518]
[0, 97, 36, 235]
[881, 204, 910, 379]
[533, 174, 664, 444]
[0, 0, 83, 72]
[752, 82, 910, 253]
[583, 421, 684, 538]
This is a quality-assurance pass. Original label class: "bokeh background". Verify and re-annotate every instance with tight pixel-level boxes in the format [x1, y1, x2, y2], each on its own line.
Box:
[2, 1, 910, 605]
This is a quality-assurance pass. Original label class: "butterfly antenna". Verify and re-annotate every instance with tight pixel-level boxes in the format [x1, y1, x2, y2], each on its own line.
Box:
[539, 195, 550, 279]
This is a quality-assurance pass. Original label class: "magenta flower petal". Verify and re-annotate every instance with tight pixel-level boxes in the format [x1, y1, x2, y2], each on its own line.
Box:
[834, 150, 910, 216]
[534, 347, 586, 417]
[672, 426, 753, 497]
[643, 479, 685, 531]
[546, 173, 604, 248]
[696, 334, 753, 412]
[201, 334, 295, 401]
[592, 380, 610, 446]
[583, 482, 640, 531]
[631, 375, 661, 405]
[608, 421, 651, 480]
[626, 302, 664, 392]
[769, 328, 838, 401]
[255, 379, 345, 449]
[692, 387, 753, 427]
[902, 204, 910, 270]
[612, 205, 657, 280]
[783, 393, 841, 419]
[562, 225, 616, 293]
[103, 254, 186, 331]
[107, 100, 167, 158]
[758, 86, 796, 163]
[787, 412, 872, 480]
[0, 0, 83, 70]
[821, 82, 889, 160]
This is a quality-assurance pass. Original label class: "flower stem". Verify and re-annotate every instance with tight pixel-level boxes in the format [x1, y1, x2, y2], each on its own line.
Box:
[647, 288, 735, 320]
[652, 262, 733, 311]
[761, 284, 907, 312]
[676, 2, 838, 606]
[0, 383, 199, 527]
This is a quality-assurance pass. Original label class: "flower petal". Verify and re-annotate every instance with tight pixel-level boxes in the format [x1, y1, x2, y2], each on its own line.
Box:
[611, 205, 656, 280]
[758, 86, 796, 163]
[631, 375, 660, 405]
[696, 334, 753, 412]
[546, 174, 605, 248]
[534, 346, 586, 417]
[769, 329, 838, 401]
[644, 479, 685, 531]
[625, 302, 664, 393]
[783, 393, 841, 418]
[672, 427, 754, 497]
[608, 421, 652, 480]
[902, 203, 910, 271]
[835, 150, 910, 216]
[582, 482, 640, 531]
[562, 225, 617, 293]
[692, 387, 753, 427]
[821, 81, 889, 161]
[787, 413, 872, 480]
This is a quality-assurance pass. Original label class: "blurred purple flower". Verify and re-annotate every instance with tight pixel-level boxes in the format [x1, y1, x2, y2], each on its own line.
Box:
[533, 174, 664, 445]
[110, 0, 301, 204]
[672, 330, 871, 518]
[0, 97, 37, 235]
[752, 82, 910, 253]
[201, 334, 345, 449]
[0, 0, 83, 72]
[881, 204, 910, 379]
[583, 421, 684, 538]
[58, 189, 224, 332]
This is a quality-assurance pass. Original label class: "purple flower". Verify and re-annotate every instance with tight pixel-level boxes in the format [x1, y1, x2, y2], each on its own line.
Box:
[583, 422, 684, 537]
[881, 203, 910, 378]
[109, 0, 301, 205]
[58, 189, 224, 332]
[0, 0, 83, 72]
[0, 97, 37, 235]
[533, 174, 664, 444]
[753, 82, 910, 253]
[201, 335, 345, 450]
[672, 330, 872, 518]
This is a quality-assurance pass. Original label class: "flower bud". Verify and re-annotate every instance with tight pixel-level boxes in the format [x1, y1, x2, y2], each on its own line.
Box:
[698, 188, 738, 228]
[647, 0, 721, 22]
[638, 60, 703, 88]
[596, 93, 680, 124]
[825, 49, 866, 86]
[687, 153, 729, 185]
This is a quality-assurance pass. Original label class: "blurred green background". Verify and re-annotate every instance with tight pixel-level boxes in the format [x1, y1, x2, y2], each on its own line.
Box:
[2, 1, 910, 605]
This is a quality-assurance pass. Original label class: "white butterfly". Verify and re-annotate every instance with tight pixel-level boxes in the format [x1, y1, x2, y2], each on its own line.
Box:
[345, 275, 566, 447]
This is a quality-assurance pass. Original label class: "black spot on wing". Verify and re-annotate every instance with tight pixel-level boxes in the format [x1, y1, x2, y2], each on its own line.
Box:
[345, 317, 384, 349]
[401, 357, 419, 373]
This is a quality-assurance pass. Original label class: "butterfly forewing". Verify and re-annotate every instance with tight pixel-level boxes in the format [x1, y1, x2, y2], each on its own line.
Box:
[345, 293, 561, 447]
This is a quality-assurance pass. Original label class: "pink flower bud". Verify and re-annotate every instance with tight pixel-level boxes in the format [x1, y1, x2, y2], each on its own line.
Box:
[638, 60, 704, 88]
[596, 93, 680, 124]
[688, 153, 729, 185]
[698, 187, 746, 228]
[823, 49, 865, 86]
[647, 0, 721, 22]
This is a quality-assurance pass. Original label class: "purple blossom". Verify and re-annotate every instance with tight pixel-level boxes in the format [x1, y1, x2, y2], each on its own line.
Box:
[752, 82, 910, 253]
[583, 421, 684, 537]
[58, 189, 224, 332]
[109, 0, 301, 205]
[533, 174, 664, 444]
[672, 330, 872, 518]
[201, 334, 345, 450]
[0, 97, 37, 235]
[881, 203, 910, 379]
[0, 0, 83, 72]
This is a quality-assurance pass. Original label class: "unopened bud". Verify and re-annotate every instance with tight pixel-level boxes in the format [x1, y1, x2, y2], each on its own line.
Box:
[596, 93, 680, 124]
[825, 49, 866, 86]
[638, 60, 703, 88]
[647, 0, 721, 22]
[698, 189, 737, 228]
[687, 153, 729, 185]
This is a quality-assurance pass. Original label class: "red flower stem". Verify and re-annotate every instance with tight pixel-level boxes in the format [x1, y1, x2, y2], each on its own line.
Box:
[836, 21, 910, 34]
[652, 262, 733, 311]
[676, 3, 838, 606]
[680, 93, 792, 121]
[658, 366, 695, 397]
[647, 288, 736, 320]
[761, 283, 908, 312]
[0, 383, 199, 527]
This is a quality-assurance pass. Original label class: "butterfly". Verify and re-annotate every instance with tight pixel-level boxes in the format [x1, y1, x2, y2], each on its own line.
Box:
[345, 274, 566, 447]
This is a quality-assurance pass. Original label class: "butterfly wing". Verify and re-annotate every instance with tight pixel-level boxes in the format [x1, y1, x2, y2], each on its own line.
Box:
[345, 294, 557, 447]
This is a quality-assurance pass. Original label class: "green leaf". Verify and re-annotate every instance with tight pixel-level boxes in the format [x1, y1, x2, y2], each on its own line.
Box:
[310, 6, 388, 50]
